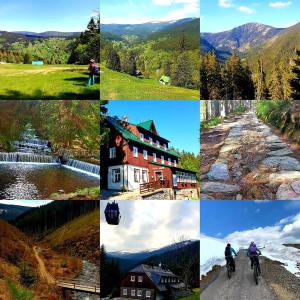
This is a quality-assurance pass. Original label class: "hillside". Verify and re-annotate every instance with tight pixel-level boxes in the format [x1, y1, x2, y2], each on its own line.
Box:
[100, 65, 199, 100]
[41, 209, 100, 264]
[13, 31, 80, 38]
[245, 22, 300, 77]
[0, 31, 34, 48]
[202, 22, 284, 53]
[0, 203, 31, 221]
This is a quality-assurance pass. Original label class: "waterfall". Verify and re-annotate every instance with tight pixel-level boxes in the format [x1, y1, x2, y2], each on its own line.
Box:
[65, 159, 100, 176]
[0, 152, 57, 163]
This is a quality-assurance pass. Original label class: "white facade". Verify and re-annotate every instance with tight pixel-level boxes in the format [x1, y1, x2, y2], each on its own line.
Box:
[108, 164, 149, 190]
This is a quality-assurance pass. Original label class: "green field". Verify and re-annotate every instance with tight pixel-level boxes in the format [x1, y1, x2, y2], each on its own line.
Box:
[0, 64, 99, 99]
[100, 66, 199, 100]
[179, 288, 200, 299]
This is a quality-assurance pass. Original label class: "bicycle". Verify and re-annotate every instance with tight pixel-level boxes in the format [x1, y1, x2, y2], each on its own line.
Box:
[252, 254, 261, 285]
[226, 256, 235, 279]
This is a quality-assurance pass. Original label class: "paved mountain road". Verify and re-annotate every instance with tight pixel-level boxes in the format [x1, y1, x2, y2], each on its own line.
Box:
[201, 252, 278, 300]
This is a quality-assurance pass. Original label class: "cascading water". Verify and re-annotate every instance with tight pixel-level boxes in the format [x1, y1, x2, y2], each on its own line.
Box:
[0, 152, 57, 163]
[65, 159, 100, 176]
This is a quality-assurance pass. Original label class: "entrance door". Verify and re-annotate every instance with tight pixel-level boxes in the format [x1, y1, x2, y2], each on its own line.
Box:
[155, 171, 163, 181]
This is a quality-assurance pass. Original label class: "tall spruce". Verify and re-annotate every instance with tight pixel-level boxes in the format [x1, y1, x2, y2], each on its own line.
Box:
[172, 52, 194, 88]
[289, 50, 300, 99]
[107, 49, 121, 71]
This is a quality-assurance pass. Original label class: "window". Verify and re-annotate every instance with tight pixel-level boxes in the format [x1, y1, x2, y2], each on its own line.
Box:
[131, 290, 136, 296]
[164, 144, 167, 150]
[156, 140, 160, 147]
[142, 170, 148, 183]
[133, 146, 138, 158]
[140, 133, 144, 141]
[174, 160, 177, 167]
[143, 150, 148, 160]
[168, 158, 171, 166]
[153, 153, 157, 162]
[138, 276, 143, 282]
[134, 169, 140, 183]
[146, 291, 151, 298]
[161, 155, 164, 164]
[131, 275, 135, 282]
[137, 290, 142, 297]
[149, 137, 153, 144]
[123, 289, 127, 296]
[109, 147, 116, 159]
[112, 169, 120, 182]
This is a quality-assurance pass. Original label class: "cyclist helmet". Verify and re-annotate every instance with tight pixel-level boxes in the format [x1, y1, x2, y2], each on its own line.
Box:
[227, 243, 231, 247]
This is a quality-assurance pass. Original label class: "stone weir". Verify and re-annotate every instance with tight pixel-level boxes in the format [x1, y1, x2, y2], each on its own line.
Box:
[65, 159, 100, 176]
[0, 152, 57, 163]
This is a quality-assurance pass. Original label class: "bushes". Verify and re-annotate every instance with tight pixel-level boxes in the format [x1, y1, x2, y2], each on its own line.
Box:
[19, 263, 37, 288]
[6, 279, 35, 300]
[201, 117, 222, 129]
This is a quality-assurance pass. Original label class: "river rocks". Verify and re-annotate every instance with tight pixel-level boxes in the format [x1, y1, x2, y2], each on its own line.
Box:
[201, 182, 240, 194]
[266, 149, 293, 157]
[266, 135, 281, 144]
[219, 144, 241, 153]
[261, 156, 300, 171]
[207, 163, 230, 181]
[276, 181, 300, 200]
[269, 142, 289, 151]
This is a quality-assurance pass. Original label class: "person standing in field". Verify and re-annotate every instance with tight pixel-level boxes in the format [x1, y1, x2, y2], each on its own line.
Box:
[87, 59, 96, 86]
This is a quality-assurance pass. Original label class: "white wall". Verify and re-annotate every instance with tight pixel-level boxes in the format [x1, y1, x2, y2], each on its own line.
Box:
[127, 164, 149, 190]
[108, 165, 124, 190]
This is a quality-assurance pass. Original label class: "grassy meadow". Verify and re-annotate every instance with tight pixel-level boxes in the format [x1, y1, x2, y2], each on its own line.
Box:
[0, 64, 99, 99]
[100, 65, 199, 100]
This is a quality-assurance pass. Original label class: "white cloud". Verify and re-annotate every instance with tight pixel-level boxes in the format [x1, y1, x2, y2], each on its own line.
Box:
[153, 0, 173, 5]
[100, 200, 200, 252]
[219, 0, 234, 8]
[269, 1, 292, 8]
[237, 5, 255, 14]
[0, 200, 52, 207]
[226, 212, 300, 248]
[283, 21, 298, 27]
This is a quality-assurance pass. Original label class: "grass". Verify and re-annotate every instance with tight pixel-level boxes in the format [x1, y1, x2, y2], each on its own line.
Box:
[201, 116, 222, 129]
[6, 279, 35, 300]
[0, 63, 99, 99]
[50, 186, 100, 200]
[100, 65, 199, 100]
[179, 288, 200, 300]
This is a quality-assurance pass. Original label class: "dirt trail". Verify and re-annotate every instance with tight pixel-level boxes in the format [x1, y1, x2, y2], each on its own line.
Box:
[201, 252, 278, 300]
[201, 109, 300, 200]
[33, 246, 55, 284]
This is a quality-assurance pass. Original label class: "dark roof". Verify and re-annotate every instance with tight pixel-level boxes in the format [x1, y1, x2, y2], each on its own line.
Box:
[107, 116, 180, 158]
[129, 264, 181, 292]
[149, 161, 197, 174]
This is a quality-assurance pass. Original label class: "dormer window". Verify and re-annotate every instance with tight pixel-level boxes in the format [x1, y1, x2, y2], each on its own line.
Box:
[156, 140, 160, 147]
[131, 275, 135, 282]
[149, 137, 153, 144]
[168, 158, 171, 166]
[138, 276, 143, 282]
[140, 133, 144, 141]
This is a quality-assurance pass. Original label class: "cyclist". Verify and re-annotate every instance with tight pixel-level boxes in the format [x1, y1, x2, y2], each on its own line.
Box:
[225, 243, 237, 272]
[247, 242, 262, 274]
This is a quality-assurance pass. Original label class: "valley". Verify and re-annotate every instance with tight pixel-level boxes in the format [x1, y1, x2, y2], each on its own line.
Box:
[100, 18, 200, 100]
[200, 22, 300, 100]
[0, 200, 100, 299]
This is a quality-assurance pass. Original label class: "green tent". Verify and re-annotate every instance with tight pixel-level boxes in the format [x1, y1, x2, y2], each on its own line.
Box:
[159, 75, 171, 85]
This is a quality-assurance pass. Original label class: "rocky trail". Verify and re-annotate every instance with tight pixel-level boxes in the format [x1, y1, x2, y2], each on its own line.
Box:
[201, 109, 300, 200]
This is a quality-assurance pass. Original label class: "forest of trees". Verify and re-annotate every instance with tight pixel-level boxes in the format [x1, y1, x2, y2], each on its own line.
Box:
[0, 16, 99, 64]
[200, 50, 300, 100]
[13, 200, 99, 236]
[101, 32, 200, 89]
[0, 100, 100, 153]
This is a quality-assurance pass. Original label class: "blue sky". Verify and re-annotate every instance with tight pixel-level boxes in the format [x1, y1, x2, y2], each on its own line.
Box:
[0, 0, 99, 32]
[0, 200, 52, 207]
[201, 200, 300, 238]
[107, 100, 200, 154]
[101, 0, 199, 24]
[201, 0, 299, 32]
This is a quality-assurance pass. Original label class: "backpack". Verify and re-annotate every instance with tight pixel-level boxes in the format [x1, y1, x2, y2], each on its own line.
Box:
[225, 247, 231, 257]
[249, 244, 257, 255]
[93, 65, 99, 74]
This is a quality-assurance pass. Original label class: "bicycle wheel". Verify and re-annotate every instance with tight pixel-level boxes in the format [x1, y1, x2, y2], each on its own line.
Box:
[227, 264, 232, 279]
[254, 264, 258, 285]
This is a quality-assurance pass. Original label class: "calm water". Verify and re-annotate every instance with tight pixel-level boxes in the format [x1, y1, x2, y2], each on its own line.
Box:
[0, 163, 99, 200]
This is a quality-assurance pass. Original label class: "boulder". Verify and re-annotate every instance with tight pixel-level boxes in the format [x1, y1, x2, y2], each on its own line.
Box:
[207, 163, 230, 181]
[276, 182, 300, 200]
[269, 171, 300, 184]
[201, 182, 240, 194]
[261, 156, 300, 171]
[266, 149, 293, 157]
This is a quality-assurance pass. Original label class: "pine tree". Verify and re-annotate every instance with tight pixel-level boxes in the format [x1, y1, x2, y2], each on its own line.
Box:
[289, 50, 300, 99]
[172, 52, 194, 88]
[123, 51, 136, 76]
[268, 64, 284, 99]
[106, 49, 121, 71]
[252, 59, 269, 100]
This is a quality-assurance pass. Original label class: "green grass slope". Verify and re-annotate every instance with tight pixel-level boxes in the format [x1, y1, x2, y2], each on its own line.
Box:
[100, 66, 199, 100]
[0, 64, 99, 99]
[246, 22, 300, 76]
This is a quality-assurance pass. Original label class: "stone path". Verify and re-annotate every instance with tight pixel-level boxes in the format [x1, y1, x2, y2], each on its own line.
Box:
[201, 109, 300, 200]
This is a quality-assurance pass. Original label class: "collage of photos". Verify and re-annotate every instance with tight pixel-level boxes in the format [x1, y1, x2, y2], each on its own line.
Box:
[1, 0, 300, 299]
